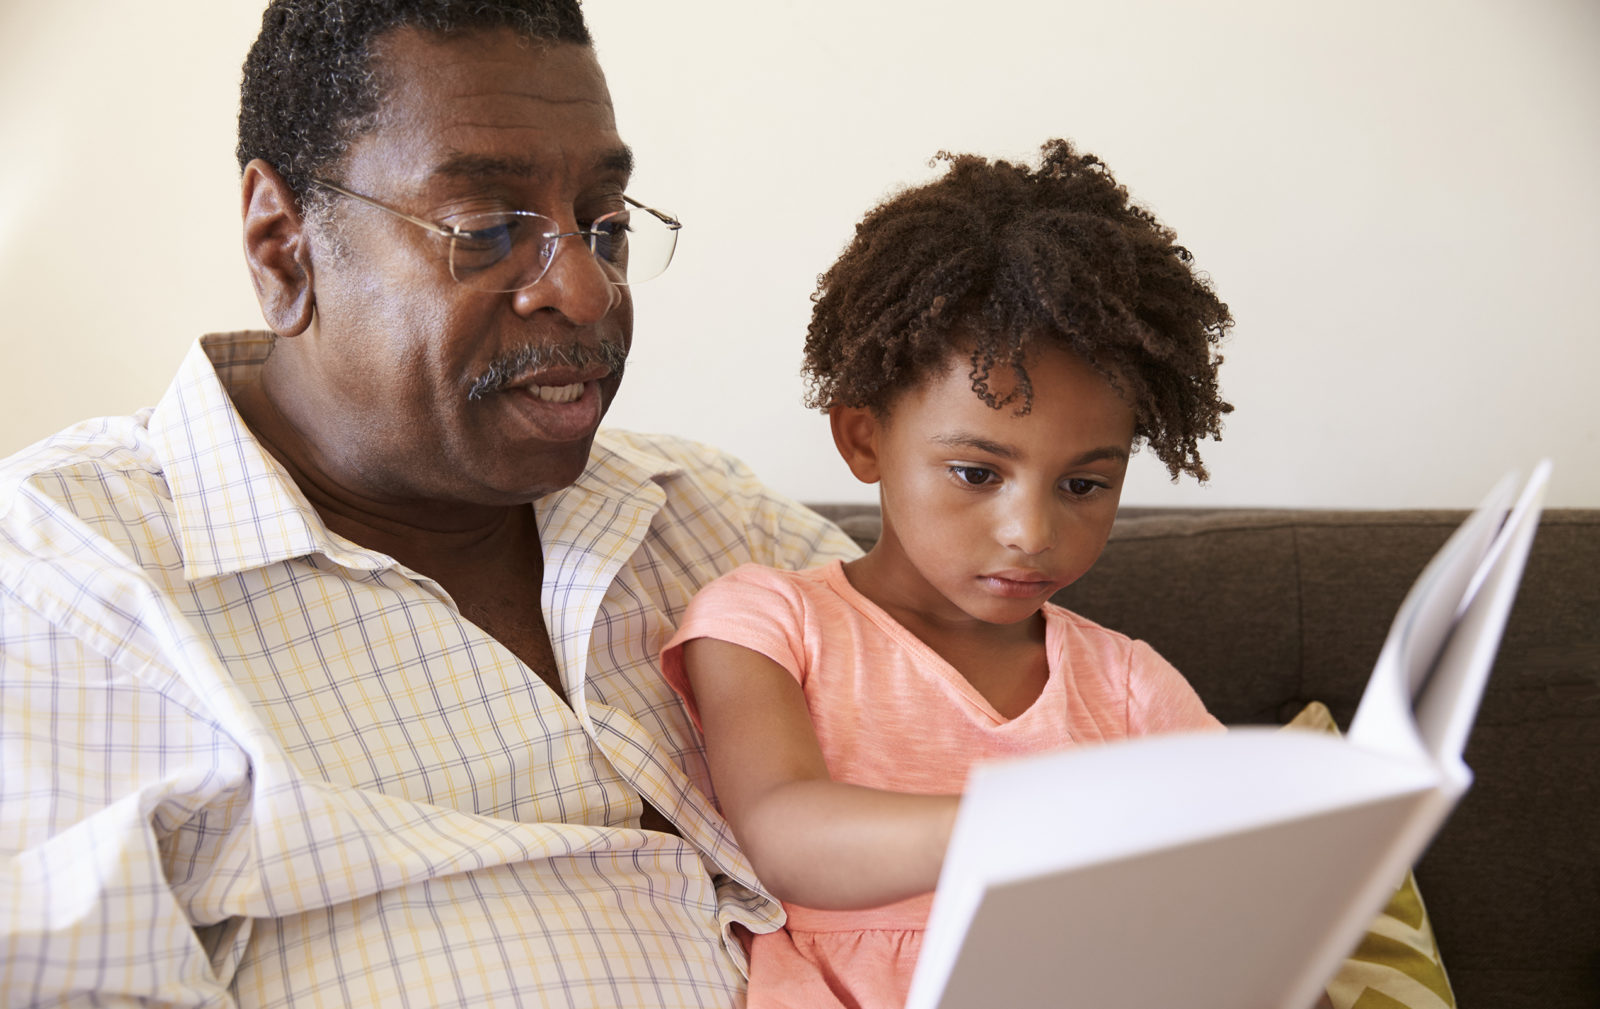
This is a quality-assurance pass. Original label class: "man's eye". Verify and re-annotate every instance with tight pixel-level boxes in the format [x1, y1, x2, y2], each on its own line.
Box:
[451, 218, 514, 249]
[586, 213, 631, 262]
[459, 223, 510, 243]
[951, 466, 996, 487]
[448, 216, 523, 269]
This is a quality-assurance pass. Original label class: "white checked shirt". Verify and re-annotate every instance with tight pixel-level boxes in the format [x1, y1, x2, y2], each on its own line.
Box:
[0, 332, 860, 1008]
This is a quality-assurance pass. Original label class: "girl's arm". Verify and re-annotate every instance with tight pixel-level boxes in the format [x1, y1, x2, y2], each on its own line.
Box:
[683, 636, 959, 910]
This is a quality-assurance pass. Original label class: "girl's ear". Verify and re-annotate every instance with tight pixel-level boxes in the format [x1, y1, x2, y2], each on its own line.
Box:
[829, 405, 883, 484]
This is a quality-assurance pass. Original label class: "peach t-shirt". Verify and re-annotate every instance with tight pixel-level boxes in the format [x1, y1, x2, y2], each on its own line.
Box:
[662, 560, 1220, 1009]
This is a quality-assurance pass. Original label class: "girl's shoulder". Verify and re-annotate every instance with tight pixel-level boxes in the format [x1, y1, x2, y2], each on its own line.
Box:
[1037, 601, 1176, 678]
[689, 559, 848, 614]
[703, 558, 842, 592]
[1038, 600, 1137, 647]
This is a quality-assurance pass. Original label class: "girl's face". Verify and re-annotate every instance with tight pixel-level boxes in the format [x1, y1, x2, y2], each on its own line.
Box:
[834, 341, 1137, 628]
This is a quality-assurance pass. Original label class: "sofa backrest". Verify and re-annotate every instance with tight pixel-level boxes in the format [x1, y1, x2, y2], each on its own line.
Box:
[807, 503, 1600, 1008]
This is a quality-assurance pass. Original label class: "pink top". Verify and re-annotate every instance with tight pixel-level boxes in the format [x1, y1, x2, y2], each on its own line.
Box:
[662, 560, 1220, 1009]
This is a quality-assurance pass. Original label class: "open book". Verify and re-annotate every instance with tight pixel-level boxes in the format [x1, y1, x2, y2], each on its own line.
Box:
[905, 462, 1553, 1009]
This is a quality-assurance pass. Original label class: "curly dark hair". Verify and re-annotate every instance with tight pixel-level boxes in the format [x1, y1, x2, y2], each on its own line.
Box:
[803, 138, 1234, 482]
[237, 0, 591, 205]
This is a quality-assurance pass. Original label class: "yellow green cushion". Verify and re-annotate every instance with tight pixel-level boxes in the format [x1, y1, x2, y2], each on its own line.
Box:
[1284, 702, 1457, 1009]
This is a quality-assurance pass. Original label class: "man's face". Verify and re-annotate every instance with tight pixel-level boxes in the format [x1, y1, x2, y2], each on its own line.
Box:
[300, 28, 633, 506]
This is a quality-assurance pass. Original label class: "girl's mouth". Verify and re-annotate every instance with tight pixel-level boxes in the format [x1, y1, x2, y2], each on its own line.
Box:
[978, 573, 1059, 599]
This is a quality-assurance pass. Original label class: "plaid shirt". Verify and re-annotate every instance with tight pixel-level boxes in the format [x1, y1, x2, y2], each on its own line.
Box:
[0, 332, 860, 1008]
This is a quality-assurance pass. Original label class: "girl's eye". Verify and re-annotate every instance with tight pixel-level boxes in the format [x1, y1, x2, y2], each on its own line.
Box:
[1063, 478, 1106, 497]
[951, 466, 997, 487]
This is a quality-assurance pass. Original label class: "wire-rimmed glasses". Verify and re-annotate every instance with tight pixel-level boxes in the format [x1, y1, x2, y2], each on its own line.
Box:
[309, 178, 681, 291]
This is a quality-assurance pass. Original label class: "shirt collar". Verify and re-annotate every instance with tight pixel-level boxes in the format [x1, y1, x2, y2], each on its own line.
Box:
[567, 431, 685, 502]
[149, 332, 401, 581]
[150, 333, 690, 583]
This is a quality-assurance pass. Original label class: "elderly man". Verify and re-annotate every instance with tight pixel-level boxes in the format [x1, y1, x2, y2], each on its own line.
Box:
[0, 1, 856, 1005]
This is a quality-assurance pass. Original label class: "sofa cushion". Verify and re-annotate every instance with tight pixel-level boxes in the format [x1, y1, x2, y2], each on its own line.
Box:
[805, 503, 1600, 1007]
[1286, 702, 1457, 1009]
[1055, 507, 1600, 1008]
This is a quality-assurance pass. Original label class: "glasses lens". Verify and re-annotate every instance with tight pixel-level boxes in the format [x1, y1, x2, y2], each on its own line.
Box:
[445, 206, 679, 291]
[591, 206, 679, 286]
[447, 211, 558, 292]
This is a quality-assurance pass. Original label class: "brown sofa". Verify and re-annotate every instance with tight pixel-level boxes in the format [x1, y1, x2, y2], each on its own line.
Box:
[809, 503, 1600, 1008]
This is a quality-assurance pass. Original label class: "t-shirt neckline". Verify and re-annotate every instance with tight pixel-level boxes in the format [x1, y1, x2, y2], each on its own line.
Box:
[818, 559, 1063, 727]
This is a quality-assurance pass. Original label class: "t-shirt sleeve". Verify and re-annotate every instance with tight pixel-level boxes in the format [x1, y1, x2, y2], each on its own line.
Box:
[660, 563, 811, 733]
[1126, 639, 1225, 735]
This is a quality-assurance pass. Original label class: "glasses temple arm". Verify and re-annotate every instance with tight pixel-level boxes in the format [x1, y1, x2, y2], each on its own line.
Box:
[310, 179, 463, 238]
[623, 194, 682, 229]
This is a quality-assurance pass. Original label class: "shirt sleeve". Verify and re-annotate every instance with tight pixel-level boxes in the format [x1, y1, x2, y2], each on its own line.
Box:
[660, 564, 814, 733]
[1, 586, 250, 1008]
[1126, 638, 1226, 735]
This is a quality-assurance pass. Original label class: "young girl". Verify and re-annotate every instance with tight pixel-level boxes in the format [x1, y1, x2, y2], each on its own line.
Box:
[662, 139, 1234, 1009]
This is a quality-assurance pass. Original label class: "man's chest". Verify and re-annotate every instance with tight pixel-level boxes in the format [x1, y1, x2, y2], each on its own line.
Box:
[454, 581, 564, 698]
[189, 561, 637, 824]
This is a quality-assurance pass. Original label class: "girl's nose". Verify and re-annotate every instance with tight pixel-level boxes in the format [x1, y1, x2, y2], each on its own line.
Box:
[1000, 496, 1056, 556]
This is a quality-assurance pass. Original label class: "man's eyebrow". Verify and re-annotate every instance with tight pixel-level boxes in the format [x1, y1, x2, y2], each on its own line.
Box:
[931, 433, 1130, 465]
[599, 145, 635, 175]
[432, 145, 635, 182]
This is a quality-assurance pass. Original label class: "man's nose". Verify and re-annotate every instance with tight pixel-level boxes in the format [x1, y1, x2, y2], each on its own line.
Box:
[510, 233, 622, 324]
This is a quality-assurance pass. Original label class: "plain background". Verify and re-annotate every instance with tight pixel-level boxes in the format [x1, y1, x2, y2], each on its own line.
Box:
[1, 1, 1595, 508]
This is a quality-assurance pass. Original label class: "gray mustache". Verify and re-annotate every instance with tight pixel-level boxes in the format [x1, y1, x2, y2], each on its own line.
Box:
[467, 340, 629, 401]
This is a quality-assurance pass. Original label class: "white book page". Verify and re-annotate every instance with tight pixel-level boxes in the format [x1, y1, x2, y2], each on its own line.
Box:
[1413, 459, 1551, 762]
[909, 463, 1552, 1009]
[1347, 471, 1518, 762]
[927, 795, 1427, 1009]
[909, 731, 1438, 1009]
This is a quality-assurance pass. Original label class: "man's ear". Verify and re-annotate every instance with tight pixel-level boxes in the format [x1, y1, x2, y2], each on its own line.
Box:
[241, 158, 315, 337]
[829, 405, 883, 485]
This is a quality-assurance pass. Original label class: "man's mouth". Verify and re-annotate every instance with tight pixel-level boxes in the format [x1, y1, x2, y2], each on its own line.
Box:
[498, 377, 606, 444]
[467, 339, 629, 401]
[533, 382, 584, 403]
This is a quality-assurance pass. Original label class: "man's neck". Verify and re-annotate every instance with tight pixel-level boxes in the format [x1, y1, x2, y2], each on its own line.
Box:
[228, 356, 565, 697]
[229, 362, 541, 567]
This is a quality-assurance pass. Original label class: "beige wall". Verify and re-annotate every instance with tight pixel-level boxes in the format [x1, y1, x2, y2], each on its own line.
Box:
[2, 0, 1596, 508]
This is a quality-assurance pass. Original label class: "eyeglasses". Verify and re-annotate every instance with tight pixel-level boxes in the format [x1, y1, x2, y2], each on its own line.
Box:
[309, 178, 681, 291]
